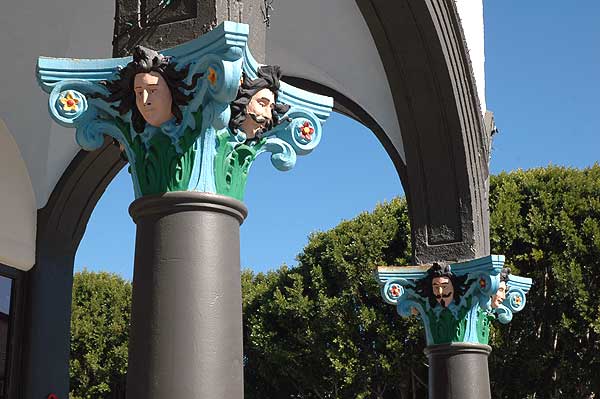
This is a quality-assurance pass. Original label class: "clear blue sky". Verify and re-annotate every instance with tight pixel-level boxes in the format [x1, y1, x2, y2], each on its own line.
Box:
[75, 0, 600, 280]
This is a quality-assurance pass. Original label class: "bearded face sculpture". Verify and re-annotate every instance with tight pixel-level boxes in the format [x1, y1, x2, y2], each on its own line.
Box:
[432, 276, 455, 308]
[491, 281, 507, 308]
[415, 263, 468, 309]
[239, 88, 276, 139]
[229, 65, 290, 141]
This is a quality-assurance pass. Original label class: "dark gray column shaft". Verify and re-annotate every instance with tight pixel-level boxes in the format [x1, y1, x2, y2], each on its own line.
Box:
[425, 343, 491, 399]
[126, 192, 247, 399]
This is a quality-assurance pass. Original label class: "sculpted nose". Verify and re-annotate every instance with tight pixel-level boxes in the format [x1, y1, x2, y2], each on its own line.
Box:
[142, 89, 150, 105]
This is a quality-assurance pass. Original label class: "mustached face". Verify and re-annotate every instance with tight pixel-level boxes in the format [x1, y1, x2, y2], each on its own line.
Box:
[432, 276, 454, 308]
[240, 88, 275, 139]
[249, 112, 269, 126]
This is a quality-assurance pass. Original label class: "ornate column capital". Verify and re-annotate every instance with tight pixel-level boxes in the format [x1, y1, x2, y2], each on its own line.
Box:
[37, 21, 333, 200]
[377, 255, 532, 345]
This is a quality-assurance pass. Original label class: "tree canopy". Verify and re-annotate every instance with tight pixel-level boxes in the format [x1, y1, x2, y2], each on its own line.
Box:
[242, 198, 427, 399]
[70, 270, 131, 399]
[488, 166, 600, 398]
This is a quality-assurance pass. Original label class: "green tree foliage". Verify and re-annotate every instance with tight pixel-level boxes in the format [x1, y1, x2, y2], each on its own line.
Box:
[244, 165, 600, 398]
[70, 270, 131, 399]
[488, 166, 600, 398]
[243, 199, 429, 398]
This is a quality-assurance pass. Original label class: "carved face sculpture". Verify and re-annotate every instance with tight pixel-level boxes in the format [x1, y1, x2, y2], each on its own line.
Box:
[491, 281, 507, 308]
[432, 276, 454, 308]
[240, 88, 275, 139]
[134, 71, 174, 127]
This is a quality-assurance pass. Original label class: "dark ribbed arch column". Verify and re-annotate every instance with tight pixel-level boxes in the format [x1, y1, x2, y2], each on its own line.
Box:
[22, 140, 124, 399]
[356, 0, 490, 264]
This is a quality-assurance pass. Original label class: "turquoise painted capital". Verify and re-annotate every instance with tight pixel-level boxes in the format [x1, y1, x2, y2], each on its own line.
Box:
[376, 255, 532, 345]
[37, 22, 332, 200]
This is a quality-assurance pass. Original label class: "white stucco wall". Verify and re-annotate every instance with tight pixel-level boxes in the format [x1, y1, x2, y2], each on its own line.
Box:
[266, 0, 486, 166]
[456, 0, 486, 113]
[0, 0, 114, 211]
[0, 119, 36, 270]
[0, 0, 114, 269]
[266, 0, 406, 162]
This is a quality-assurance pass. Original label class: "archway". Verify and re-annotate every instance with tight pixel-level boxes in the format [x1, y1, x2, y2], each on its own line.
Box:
[23, 0, 489, 395]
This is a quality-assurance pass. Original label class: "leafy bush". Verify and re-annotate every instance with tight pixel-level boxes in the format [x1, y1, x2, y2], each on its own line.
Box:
[70, 271, 130, 399]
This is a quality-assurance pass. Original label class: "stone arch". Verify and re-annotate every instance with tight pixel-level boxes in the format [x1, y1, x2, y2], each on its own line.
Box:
[281, 76, 409, 187]
[21, 141, 125, 398]
[25, 0, 490, 394]
[355, 0, 490, 263]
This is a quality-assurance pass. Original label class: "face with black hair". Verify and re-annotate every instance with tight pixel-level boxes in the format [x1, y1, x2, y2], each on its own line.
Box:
[241, 88, 276, 139]
[134, 71, 173, 128]
[415, 263, 469, 309]
[491, 267, 511, 309]
[229, 65, 290, 140]
[432, 275, 454, 308]
[95, 45, 203, 133]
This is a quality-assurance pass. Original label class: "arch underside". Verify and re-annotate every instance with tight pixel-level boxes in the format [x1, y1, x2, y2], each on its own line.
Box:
[0, 119, 36, 271]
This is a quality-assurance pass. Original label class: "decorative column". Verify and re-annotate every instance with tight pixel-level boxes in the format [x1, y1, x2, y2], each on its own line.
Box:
[37, 21, 332, 398]
[126, 193, 248, 397]
[377, 255, 532, 399]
